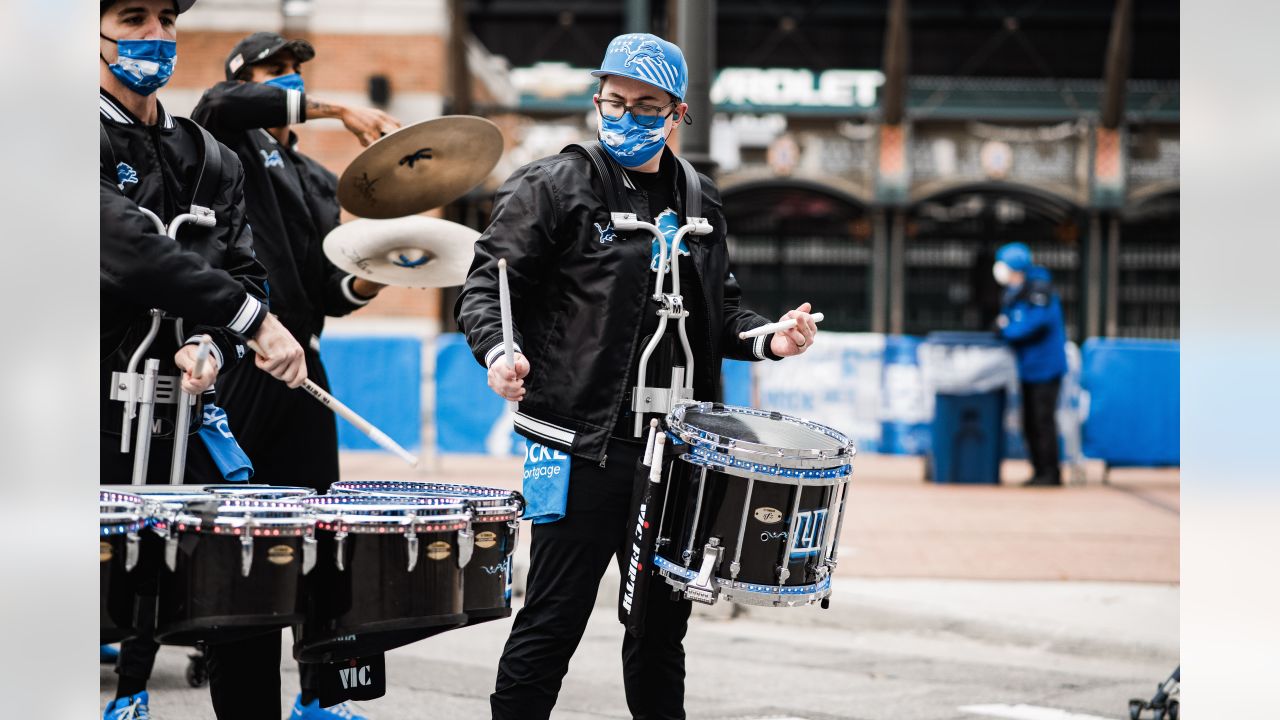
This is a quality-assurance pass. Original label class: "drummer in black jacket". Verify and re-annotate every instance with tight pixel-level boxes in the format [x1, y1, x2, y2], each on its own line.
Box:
[185, 32, 400, 720]
[191, 33, 399, 495]
[98, 1, 308, 719]
[456, 33, 818, 720]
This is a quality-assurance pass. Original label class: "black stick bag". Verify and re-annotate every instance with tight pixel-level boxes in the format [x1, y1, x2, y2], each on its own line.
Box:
[618, 428, 671, 638]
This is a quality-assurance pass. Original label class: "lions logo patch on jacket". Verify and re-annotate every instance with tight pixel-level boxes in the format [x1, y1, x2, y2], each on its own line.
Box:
[115, 162, 138, 189]
[260, 148, 284, 169]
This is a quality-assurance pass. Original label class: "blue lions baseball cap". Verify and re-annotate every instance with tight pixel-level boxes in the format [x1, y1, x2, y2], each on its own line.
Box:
[591, 33, 688, 101]
[995, 242, 1033, 272]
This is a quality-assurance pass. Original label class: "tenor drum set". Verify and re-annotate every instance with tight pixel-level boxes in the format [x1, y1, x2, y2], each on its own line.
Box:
[101, 113, 857, 688]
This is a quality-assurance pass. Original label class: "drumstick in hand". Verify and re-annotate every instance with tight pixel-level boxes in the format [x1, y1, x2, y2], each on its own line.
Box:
[498, 258, 518, 411]
[738, 312, 825, 340]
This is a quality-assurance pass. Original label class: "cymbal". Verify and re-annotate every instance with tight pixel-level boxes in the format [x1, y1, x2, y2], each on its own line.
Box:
[337, 115, 504, 218]
[323, 216, 479, 289]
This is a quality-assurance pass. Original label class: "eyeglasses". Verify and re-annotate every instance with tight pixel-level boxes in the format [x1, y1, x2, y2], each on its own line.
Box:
[594, 97, 678, 128]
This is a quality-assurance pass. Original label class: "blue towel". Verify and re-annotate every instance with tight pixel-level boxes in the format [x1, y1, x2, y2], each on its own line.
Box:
[198, 403, 254, 482]
[521, 441, 571, 524]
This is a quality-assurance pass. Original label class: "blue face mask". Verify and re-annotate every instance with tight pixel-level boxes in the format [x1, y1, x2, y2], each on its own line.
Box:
[101, 35, 176, 96]
[598, 112, 669, 168]
[264, 72, 305, 94]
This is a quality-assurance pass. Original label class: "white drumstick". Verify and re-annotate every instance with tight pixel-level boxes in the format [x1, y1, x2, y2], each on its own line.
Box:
[247, 340, 419, 467]
[192, 336, 212, 376]
[738, 312, 825, 340]
[498, 258, 517, 410]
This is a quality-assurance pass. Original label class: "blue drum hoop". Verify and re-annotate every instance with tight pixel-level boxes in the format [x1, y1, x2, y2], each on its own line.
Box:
[653, 555, 833, 607]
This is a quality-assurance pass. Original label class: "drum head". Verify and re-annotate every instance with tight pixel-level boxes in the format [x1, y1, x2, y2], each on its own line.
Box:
[330, 481, 523, 520]
[667, 403, 855, 479]
[682, 405, 848, 452]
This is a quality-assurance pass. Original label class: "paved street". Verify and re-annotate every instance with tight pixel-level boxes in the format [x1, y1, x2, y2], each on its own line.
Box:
[102, 453, 1179, 719]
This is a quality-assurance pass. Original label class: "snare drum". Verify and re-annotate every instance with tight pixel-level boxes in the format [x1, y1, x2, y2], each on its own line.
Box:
[294, 495, 473, 663]
[149, 496, 315, 645]
[100, 490, 148, 642]
[331, 481, 524, 626]
[653, 402, 854, 607]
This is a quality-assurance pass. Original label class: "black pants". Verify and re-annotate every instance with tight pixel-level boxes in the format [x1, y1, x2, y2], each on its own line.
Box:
[1021, 379, 1062, 483]
[492, 440, 692, 720]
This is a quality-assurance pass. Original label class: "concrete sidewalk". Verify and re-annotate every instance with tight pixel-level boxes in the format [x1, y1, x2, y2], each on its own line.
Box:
[341, 451, 1179, 584]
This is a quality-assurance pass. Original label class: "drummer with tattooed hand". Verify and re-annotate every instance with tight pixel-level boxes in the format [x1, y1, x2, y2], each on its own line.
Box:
[456, 32, 816, 720]
[185, 31, 403, 720]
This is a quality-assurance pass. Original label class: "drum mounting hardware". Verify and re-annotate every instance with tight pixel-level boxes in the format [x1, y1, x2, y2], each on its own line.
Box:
[684, 538, 723, 605]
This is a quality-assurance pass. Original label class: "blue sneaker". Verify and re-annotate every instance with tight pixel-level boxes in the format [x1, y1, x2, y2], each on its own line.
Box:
[290, 694, 368, 719]
[103, 691, 150, 720]
[100, 644, 120, 664]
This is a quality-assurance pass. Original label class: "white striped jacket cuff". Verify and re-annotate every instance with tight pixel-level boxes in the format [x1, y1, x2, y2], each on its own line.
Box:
[227, 295, 265, 336]
[485, 340, 523, 368]
[286, 90, 303, 126]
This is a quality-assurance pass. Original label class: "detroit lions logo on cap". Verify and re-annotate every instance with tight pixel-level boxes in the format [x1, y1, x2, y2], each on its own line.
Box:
[596, 33, 688, 100]
[623, 39, 665, 68]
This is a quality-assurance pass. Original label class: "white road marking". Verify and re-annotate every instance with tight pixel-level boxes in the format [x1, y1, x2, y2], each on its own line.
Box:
[960, 704, 1118, 720]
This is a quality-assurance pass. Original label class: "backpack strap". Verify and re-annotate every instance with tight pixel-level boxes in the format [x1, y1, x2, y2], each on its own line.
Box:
[674, 155, 702, 222]
[565, 141, 632, 216]
[175, 116, 222, 218]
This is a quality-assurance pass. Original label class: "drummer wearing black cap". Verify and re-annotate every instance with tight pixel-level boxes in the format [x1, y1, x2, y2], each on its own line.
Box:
[99, 1, 310, 719]
[182, 32, 403, 720]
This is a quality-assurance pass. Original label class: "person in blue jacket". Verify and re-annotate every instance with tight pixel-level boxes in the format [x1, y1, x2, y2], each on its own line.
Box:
[994, 242, 1068, 486]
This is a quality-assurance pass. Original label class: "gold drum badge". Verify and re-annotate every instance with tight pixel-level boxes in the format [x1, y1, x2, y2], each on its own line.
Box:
[267, 545, 295, 565]
[753, 507, 783, 524]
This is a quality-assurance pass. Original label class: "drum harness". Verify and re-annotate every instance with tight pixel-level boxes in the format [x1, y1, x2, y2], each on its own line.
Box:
[571, 143, 727, 602]
[568, 142, 711, 439]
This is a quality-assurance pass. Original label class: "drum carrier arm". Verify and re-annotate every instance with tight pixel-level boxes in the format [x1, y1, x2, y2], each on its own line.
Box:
[612, 155, 713, 438]
[109, 207, 217, 486]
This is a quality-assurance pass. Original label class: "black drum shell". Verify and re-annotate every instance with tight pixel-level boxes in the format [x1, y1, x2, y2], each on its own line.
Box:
[295, 527, 465, 664]
[656, 457, 835, 587]
[155, 530, 306, 645]
[100, 531, 149, 643]
[460, 518, 516, 625]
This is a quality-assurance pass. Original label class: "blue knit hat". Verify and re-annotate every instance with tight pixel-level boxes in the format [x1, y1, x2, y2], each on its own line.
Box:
[591, 33, 688, 101]
[996, 242, 1033, 272]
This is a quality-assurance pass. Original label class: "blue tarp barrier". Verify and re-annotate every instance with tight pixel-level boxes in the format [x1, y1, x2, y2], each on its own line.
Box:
[1080, 338, 1180, 466]
[323, 332, 1177, 467]
[322, 334, 422, 452]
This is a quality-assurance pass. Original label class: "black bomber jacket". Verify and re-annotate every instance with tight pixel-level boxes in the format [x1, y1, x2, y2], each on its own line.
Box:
[99, 89, 269, 437]
[455, 146, 781, 465]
